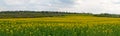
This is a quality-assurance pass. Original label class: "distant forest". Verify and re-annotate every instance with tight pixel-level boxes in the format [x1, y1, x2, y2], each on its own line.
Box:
[0, 11, 120, 18]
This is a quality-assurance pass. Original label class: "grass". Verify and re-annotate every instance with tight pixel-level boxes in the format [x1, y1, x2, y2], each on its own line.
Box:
[0, 15, 120, 36]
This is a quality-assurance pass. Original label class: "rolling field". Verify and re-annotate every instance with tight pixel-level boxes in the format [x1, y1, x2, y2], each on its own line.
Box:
[0, 16, 120, 36]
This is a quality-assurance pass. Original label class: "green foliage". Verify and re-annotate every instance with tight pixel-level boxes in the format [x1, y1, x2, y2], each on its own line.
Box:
[0, 11, 120, 18]
[93, 13, 120, 18]
[0, 11, 94, 18]
[0, 11, 69, 18]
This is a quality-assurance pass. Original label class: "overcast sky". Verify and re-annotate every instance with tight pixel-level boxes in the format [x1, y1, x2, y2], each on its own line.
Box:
[0, 0, 120, 14]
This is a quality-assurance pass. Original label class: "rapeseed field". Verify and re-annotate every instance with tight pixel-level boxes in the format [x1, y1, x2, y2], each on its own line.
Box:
[0, 16, 120, 36]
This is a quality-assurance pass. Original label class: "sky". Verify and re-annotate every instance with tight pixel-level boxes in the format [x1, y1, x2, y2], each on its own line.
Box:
[0, 0, 120, 14]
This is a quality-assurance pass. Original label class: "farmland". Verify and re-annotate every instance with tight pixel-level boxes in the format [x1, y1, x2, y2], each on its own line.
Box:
[0, 15, 120, 36]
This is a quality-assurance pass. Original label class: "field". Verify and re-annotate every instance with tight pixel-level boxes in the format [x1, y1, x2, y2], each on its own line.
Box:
[0, 15, 120, 36]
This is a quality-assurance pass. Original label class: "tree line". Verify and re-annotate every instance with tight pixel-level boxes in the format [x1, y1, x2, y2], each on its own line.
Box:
[0, 11, 120, 18]
[0, 11, 72, 18]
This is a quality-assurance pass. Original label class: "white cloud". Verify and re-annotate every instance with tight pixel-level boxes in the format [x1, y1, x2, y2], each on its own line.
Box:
[1, 0, 120, 14]
[71, 0, 120, 14]
[4, 0, 29, 5]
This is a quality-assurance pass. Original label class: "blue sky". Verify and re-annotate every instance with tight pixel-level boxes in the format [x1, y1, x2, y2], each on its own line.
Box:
[0, 0, 120, 14]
